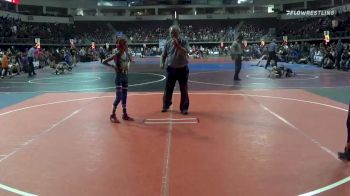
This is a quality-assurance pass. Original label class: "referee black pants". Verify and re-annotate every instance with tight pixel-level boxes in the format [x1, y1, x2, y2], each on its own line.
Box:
[234, 55, 242, 80]
[265, 51, 277, 68]
[163, 66, 189, 112]
[347, 104, 350, 143]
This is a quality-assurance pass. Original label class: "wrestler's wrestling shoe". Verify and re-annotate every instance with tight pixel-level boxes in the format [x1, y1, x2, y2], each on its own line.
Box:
[110, 114, 120, 123]
[338, 147, 350, 161]
[122, 114, 134, 121]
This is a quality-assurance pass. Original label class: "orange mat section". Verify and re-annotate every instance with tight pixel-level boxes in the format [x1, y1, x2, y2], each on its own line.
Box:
[0, 90, 348, 195]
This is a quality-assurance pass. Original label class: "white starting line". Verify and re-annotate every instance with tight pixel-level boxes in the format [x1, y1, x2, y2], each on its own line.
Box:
[145, 121, 199, 124]
[144, 117, 199, 124]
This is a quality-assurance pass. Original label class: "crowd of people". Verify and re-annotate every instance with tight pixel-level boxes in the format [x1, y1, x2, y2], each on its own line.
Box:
[0, 13, 349, 46]
[277, 14, 350, 40]
[0, 45, 102, 78]
[0, 11, 350, 77]
[0, 16, 301, 45]
[0, 16, 74, 44]
[1, 37, 349, 80]
[240, 40, 350, 71]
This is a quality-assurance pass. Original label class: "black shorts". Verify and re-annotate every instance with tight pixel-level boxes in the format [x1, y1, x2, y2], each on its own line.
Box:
[115, 72, 128, 88]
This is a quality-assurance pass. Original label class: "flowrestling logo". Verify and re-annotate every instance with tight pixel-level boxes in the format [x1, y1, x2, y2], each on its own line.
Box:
[286, 10, 335, 16]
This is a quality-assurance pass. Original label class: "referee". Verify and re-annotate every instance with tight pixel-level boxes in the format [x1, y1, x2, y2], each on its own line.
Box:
[265, 39, 278, 69]
[230, 35, 243, 81]
[160, 25, 191, 115]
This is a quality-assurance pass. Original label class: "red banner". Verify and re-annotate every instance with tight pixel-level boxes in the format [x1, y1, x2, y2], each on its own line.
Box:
[4, 0, 20, 4]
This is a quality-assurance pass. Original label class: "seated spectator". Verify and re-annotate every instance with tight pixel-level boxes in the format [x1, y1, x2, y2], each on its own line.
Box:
[322, 50, 335, 69]
[340, 50, 350, 71]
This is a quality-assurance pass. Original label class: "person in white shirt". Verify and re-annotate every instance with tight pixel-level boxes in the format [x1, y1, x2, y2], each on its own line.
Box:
[27, 45, 36, 76]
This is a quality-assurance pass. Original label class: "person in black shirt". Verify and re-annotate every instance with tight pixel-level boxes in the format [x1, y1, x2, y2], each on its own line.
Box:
[338, 104, 350, 160]
[230, 35, 243, 81]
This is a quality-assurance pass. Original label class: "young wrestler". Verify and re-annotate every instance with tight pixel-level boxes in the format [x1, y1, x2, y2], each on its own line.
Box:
[103, 38, 134, 123]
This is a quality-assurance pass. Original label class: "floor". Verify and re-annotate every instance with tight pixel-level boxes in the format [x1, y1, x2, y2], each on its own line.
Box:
[0, 57, 349, 196]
